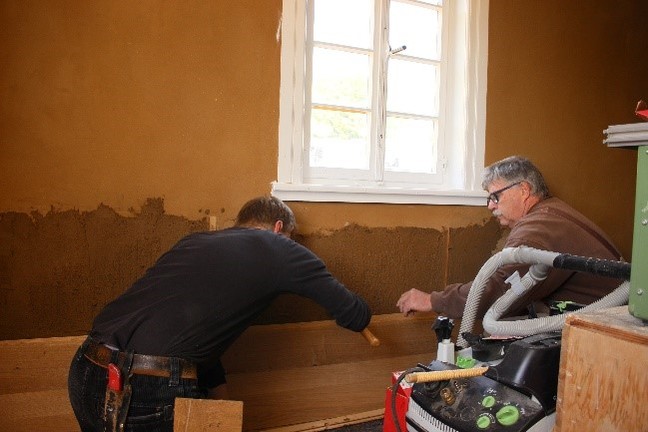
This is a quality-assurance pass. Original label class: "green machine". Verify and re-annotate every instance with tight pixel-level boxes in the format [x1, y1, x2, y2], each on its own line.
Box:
[605, 123, 648, 321]
[629, 145, 648, 320]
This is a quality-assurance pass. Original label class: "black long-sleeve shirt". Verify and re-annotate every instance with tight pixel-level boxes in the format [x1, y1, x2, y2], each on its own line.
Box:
[90, 227, 371, 386]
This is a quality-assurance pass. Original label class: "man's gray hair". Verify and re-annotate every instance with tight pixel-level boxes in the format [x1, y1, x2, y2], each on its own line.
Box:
[482, 156, 550, 199]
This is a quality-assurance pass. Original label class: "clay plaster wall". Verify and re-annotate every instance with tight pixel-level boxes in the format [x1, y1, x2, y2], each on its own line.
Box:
[486, 0, 648, 259]
[1, 1, 648, 340]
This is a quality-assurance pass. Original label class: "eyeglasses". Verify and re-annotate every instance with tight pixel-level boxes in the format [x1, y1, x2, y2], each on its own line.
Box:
[486, 182, 521, 205]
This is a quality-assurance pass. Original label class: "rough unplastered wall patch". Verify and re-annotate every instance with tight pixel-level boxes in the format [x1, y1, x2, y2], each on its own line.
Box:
[0, 198, 207, 340]
[0, 201, 503, 339]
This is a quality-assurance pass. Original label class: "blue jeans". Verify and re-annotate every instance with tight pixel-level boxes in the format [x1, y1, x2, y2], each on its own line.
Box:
[68, 338, 208, 432]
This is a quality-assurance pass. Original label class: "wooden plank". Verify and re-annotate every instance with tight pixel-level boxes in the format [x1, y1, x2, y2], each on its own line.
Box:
[0, 314, 442, 432]
[227, 353, 434, 431]
[0, 314, 442, 392]
[174, 398, 243, 432]
[0, 389, 78, 432]
[261, 409, 384, 432]
[0, 335, 85, 395]
[222, 312, 446, 373]
[555, 306, 648, 432]
[562, 305, 648, 345]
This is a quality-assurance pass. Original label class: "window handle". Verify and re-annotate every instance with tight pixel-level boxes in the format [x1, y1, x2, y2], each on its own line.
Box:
[389, 45, 407, 55]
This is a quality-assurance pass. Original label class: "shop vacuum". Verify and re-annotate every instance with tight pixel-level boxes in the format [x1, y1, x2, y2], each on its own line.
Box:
[405, 332, 561, 432]
[388, 246, 631, 432]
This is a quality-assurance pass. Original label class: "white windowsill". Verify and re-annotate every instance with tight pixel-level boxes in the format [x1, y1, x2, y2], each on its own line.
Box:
[271, 182, 486, 206]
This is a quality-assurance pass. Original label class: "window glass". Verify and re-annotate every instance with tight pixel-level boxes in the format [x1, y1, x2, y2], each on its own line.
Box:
[313, 0, 373, 49]
[386, 60, 439, 117]
[310, 109, 370, 170]
[389, 1, 442, 61]
[385, 116, 437, 174]
[311, 48, 371, 109]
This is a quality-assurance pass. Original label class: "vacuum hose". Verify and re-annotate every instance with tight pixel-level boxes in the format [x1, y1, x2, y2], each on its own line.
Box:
[456, 246, 630, 348]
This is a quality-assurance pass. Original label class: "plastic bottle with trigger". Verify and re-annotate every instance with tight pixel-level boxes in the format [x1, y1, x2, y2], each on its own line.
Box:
[433, 316, 455, 364]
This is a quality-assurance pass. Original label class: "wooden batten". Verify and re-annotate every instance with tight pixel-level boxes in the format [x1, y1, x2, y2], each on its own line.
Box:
[0, 312, 444, 431]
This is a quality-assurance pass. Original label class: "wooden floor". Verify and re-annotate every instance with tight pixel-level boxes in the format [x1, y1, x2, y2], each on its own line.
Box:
[0, 312, 444, 431]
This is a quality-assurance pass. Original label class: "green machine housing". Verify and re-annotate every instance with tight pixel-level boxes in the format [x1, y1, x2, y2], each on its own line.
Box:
[605, 122, 648, 321]
[629, 145, 648, 320]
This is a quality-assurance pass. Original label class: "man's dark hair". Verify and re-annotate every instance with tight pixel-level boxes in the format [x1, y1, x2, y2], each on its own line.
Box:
[235, 196, 296, 234]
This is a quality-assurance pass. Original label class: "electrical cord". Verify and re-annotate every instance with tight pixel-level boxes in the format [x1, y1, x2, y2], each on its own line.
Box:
[390, 366, 425, 432]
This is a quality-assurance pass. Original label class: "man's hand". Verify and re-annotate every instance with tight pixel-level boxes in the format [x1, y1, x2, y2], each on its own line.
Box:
[396, 288, 433, 316]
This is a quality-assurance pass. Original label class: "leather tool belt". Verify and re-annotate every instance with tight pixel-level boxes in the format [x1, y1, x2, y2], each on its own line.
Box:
[84, 338, 198, 380]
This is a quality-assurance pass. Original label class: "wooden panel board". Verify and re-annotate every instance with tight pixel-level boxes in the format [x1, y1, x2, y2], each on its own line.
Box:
[0, 336, 85, 395]
[174, 398, 243, 432]
[0, 389, 78, 432]
[262, 409, 384, 432]
[227, 353, 434, 431]
[554, 306, 648, 432]
[0, 313, 442, 431]
[222, 312, 449, 373]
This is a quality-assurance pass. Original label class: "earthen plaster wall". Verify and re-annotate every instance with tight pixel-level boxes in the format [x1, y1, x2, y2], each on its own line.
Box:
[1, 0, 647, 340]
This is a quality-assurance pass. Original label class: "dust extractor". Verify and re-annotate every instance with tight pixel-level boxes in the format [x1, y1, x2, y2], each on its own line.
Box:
[390, 246, 631, 432]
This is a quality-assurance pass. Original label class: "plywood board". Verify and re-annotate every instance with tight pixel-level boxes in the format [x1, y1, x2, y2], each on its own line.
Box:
[555, 307, 648, 432]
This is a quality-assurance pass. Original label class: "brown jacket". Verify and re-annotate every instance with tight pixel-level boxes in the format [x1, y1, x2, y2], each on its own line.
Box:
[431, 197, 623, 319]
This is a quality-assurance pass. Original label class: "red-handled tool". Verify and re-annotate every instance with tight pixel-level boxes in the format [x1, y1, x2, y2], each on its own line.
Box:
[107, 363, 123, 391]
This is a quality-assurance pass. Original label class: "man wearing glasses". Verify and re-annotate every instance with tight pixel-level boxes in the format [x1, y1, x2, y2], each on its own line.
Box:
[397, 155, 623, 320]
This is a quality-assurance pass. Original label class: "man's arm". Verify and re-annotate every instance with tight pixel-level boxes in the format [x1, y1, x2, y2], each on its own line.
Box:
[397, 263, 530, 320]
[281, 239, 372, 332]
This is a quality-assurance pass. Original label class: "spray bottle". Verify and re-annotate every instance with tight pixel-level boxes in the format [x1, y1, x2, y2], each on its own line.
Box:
[433, 316, 455, 364]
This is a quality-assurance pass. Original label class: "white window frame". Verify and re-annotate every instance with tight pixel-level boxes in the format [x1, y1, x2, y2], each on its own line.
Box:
[273, 0, 489, 206]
